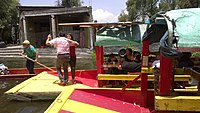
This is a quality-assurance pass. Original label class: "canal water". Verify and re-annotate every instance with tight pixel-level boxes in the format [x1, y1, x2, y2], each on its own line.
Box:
[0, 78, 53, 113]
[0, 56, 96, 113]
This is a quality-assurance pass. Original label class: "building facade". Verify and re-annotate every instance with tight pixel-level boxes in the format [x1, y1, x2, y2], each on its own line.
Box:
[17, 6, 93, 48]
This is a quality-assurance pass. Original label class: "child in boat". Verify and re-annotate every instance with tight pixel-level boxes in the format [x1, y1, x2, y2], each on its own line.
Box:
[20, 40, 38, 74]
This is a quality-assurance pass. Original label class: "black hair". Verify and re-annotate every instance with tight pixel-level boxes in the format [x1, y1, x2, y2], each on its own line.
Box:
[134, 52, 141, 61]
[67, 33, 74, 40]
[59, 31, 65, 37]
[126, 48, 133, 54]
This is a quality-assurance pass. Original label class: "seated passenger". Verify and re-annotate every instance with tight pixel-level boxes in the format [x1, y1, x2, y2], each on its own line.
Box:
[177, 52, 194, 68]
[107, 53, 120, 74]
[119, 52, 141, 73]
[124, 48, 134, 62]
[107, 53, 118, 63]
[178, 52, 198, 85]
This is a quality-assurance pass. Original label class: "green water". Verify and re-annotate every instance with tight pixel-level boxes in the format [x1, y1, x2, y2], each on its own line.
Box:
[0, 78, 53, 113]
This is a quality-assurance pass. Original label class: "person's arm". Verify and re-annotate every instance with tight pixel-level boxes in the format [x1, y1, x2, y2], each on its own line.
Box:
[66, 38, 79, 47]
[19, 49, 25, 56]
[35, 52, 39, 62]
[46, 34, 53, 46]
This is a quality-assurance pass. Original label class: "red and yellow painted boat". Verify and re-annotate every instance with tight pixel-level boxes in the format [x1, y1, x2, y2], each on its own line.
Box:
[5, 8, 200, 113]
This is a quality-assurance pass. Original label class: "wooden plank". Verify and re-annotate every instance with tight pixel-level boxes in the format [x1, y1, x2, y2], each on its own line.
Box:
[62, 99, 118, 113]
[155, 96, 200, 111]
[0, 74, 35, 77]
[97, 74, 190, 81]
[45, 84, 90, 113]
[5, 72, 47, 94]
[174, 88, 197, 92]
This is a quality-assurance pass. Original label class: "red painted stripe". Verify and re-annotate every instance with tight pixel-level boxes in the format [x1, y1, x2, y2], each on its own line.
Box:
[59, 110, 74, 113]
[68, 89, 150, 113]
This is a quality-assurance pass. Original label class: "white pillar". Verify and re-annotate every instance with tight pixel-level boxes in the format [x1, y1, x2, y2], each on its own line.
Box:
[51, 15, 56, 38]
[89, 13, 94, 50]
[89, 27, 94, 50]
[23, 17, 27, 40]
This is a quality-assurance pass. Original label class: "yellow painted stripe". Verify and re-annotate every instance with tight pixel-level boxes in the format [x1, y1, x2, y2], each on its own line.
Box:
[45, 84, 91, 113]
[62, 99, 119, 113]
[5, 72, 48, 94]
[98, 74, 190, 81]
[155, 96, 200, 111]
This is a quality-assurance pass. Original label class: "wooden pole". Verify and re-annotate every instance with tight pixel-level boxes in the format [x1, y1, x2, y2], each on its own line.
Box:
[22, 55, 56, 72]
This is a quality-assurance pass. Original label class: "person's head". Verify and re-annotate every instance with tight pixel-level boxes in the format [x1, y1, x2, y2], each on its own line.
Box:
[134, 52, 141, 62]
[126, 48, 133, 56]
[180, 52, 192, 61]
[59, 31, 65, 37]
[67, 33, 74, 40]
[22, 40, 30, 48]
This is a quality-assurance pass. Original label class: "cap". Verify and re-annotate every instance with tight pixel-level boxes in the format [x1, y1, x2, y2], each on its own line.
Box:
[23, 40, 30, 45]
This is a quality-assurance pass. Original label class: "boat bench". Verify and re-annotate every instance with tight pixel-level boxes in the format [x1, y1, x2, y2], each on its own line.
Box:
[97, 74, 191, 87]
[97, 74, 191, 81]
[155, 96, 200, 112]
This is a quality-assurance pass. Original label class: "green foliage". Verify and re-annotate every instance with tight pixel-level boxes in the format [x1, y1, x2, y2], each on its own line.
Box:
[91, 50, 96, 66]
[56, 0, 83, 7]
[119, 0, 200, 22]
[125, 0, 160, 21]
[118, 11, 129, 22]
[0, 0, 19, 40]
[192, 52, 200, 57]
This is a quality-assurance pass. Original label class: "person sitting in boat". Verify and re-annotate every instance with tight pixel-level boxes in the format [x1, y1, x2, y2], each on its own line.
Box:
[118, 48, 133, 70]
[122, 52, 141, 73]
[20, 40, 38, 74]
[107, 53, 120, 74]
[118, 50, 141, 73]
[124, 48, 134, 62]
[177, 52, 198, 86]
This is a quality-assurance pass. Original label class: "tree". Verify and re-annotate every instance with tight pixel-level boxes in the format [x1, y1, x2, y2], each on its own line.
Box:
[0, 0, 19, 43]
[56, 0, 83, 7]
[118, 10, 129, 22]
[119, 0, 200, 22]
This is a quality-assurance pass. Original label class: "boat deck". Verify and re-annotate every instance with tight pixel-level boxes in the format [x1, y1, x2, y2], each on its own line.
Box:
[5, 70, 97, 101]
[45, 87, 151, 113]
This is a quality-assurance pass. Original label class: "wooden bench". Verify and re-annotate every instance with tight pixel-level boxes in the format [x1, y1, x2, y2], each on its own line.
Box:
[97, 74, 191, 87]
[97, 74, 191, 82]
[155, 96, 200, 112]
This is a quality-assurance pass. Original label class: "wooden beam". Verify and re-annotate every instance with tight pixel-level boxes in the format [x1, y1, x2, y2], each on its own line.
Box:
[97, 74, 190, 81]
[155, 96, 200, 111]
[24, 9, 91, 17]
[0, 74, 35, 77]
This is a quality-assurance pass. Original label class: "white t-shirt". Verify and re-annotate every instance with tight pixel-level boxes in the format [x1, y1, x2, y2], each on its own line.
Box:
[49, 37, 70, 54]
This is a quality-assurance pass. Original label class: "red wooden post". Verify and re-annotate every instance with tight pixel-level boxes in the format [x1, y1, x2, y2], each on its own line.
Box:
[141, 40, 149, 107]
[159, 54, 173, 95]
[96, 46, 104, 87]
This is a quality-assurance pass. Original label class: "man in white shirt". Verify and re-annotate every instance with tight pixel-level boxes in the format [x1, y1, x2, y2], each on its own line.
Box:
[46, 32, 79, 85]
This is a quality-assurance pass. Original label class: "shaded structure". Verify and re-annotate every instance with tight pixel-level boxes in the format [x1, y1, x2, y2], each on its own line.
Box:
[17, 6, 93, 48]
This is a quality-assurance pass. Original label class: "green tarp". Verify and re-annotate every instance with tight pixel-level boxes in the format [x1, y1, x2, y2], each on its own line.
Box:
[165, 8, 200, 48]
[95, 24, 147, 46]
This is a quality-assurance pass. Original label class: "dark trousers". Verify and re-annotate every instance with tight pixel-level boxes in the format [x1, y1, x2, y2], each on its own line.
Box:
[56, 54, 70, 83]
[26, 59, 35, 74]
[69, 56, 76, 80]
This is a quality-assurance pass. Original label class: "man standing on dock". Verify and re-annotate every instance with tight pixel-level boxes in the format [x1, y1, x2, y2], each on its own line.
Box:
[20, 40, 38, 74]
[46, 32, 79, 85]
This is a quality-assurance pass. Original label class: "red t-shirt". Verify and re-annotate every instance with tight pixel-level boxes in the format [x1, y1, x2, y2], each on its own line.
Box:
[70, 46, 76, 57]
